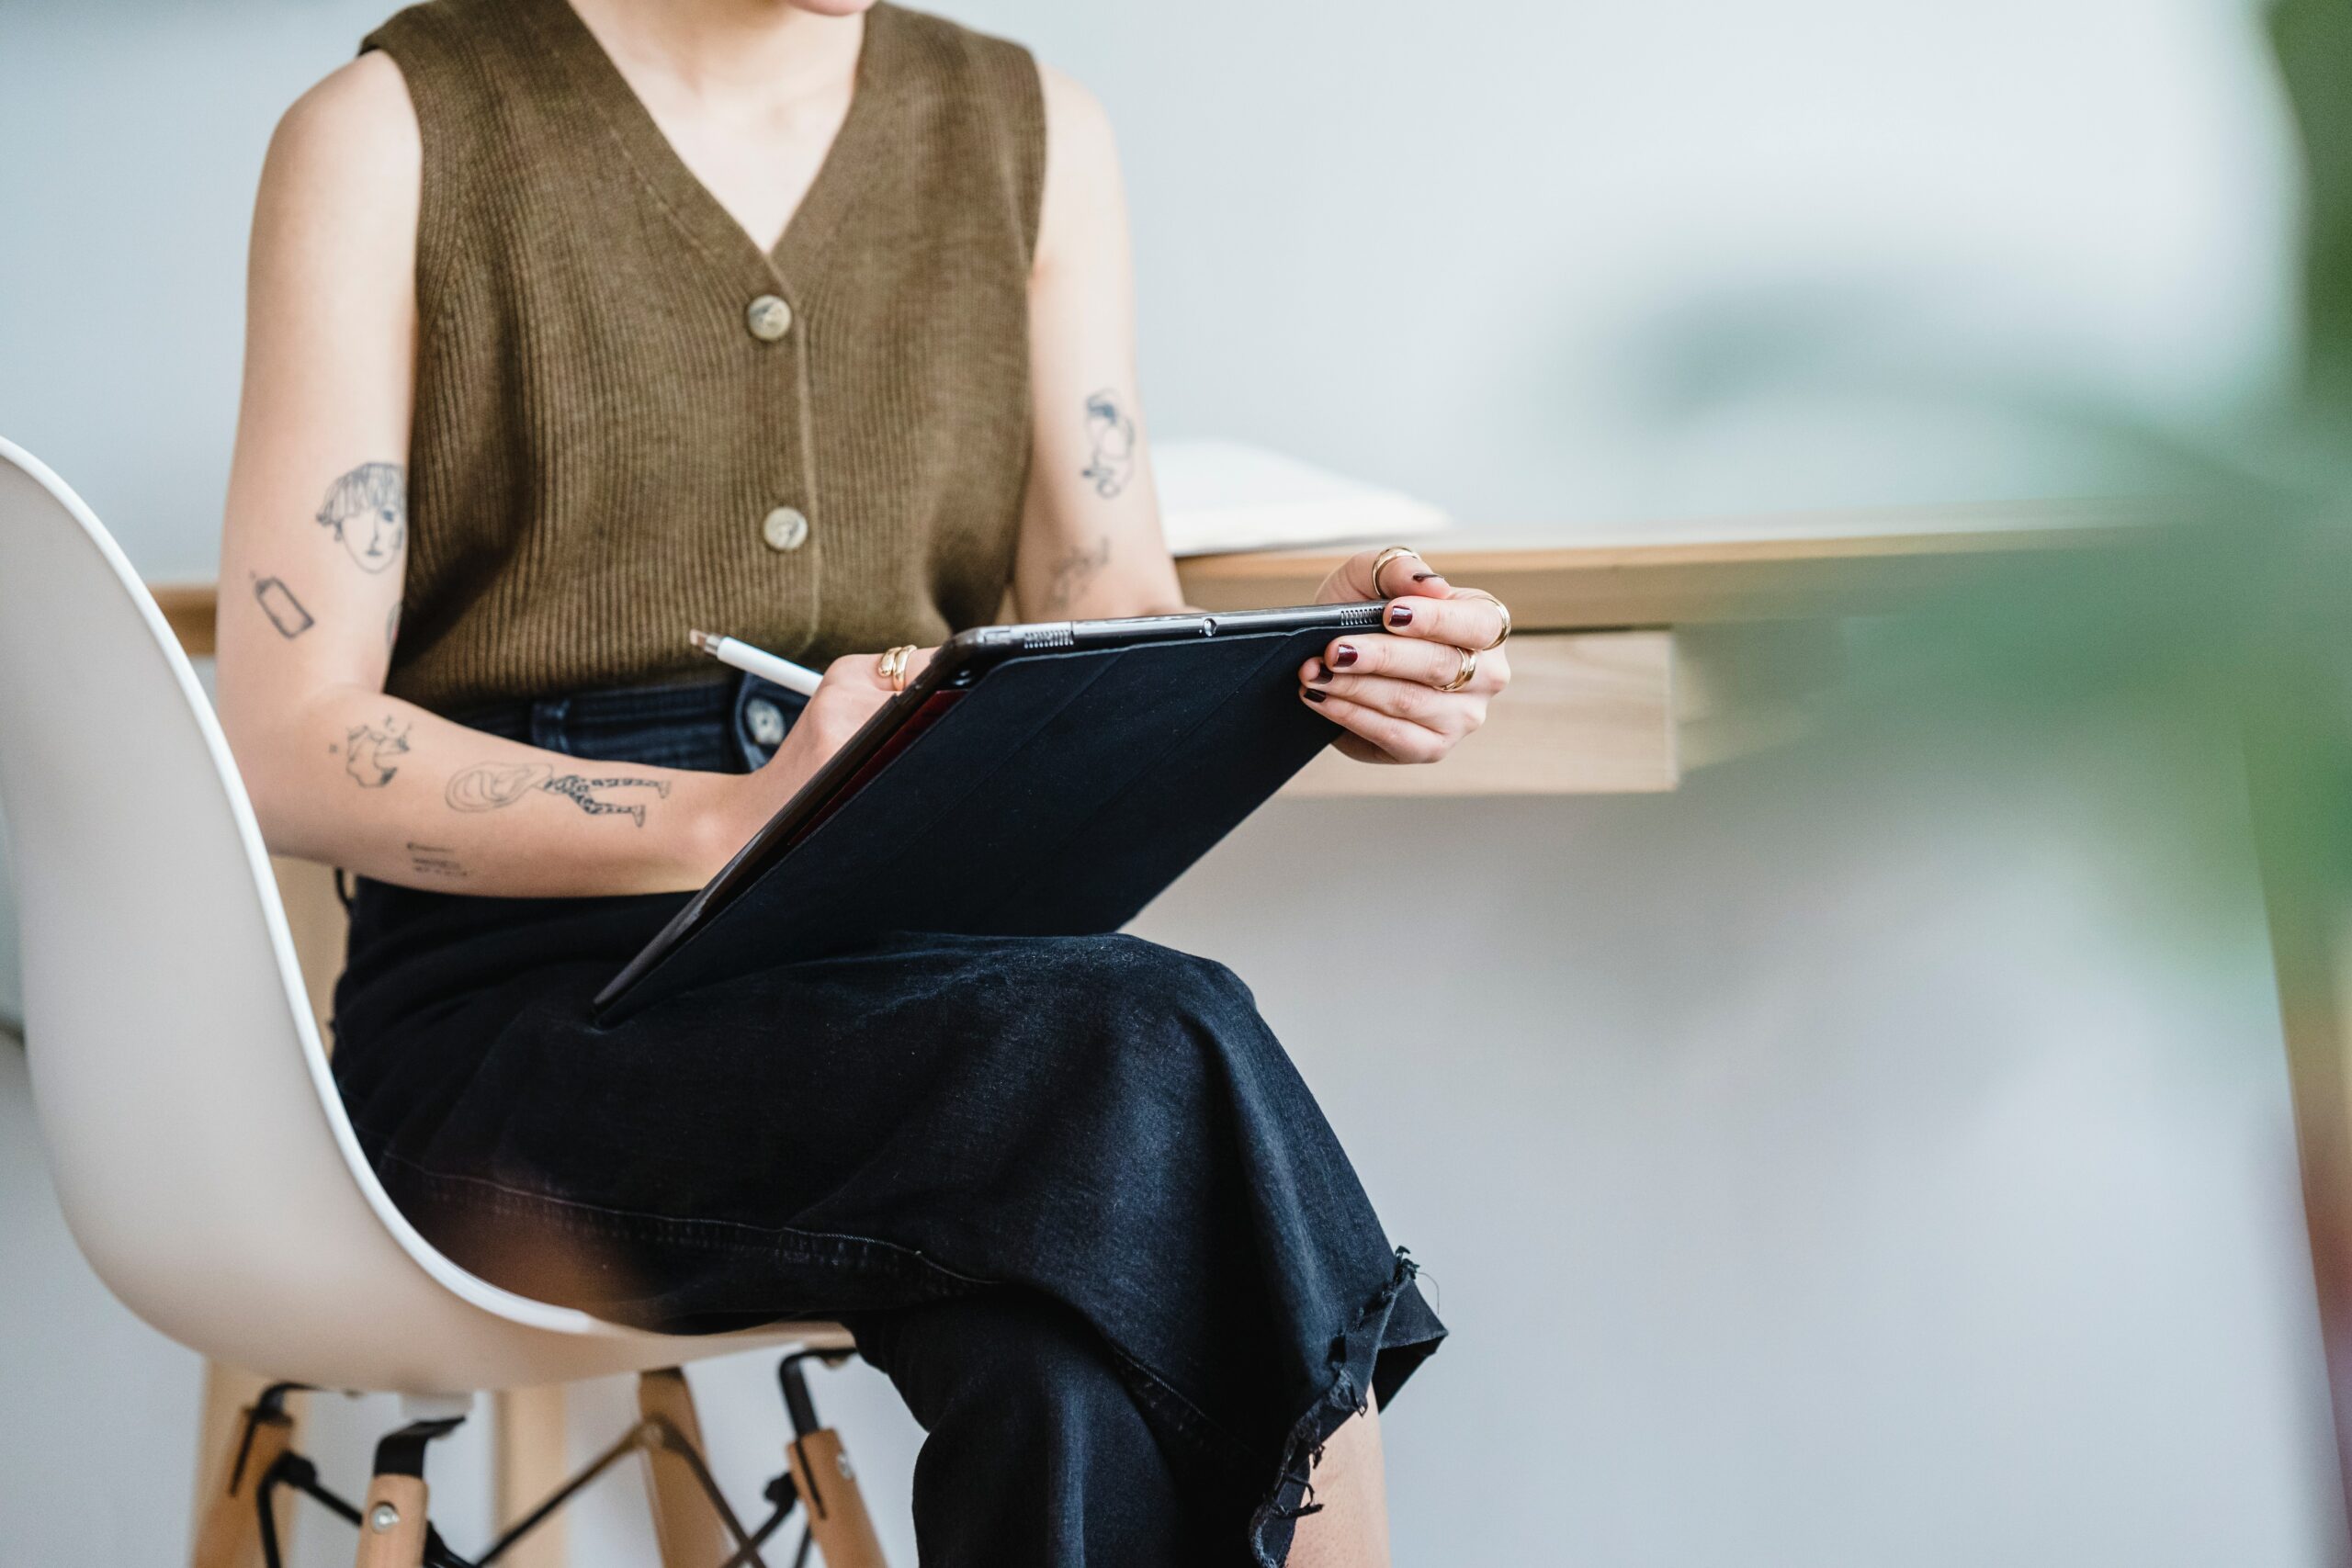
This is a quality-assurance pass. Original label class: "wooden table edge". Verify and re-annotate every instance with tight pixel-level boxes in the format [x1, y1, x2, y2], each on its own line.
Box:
[149, 521, 2144, 658]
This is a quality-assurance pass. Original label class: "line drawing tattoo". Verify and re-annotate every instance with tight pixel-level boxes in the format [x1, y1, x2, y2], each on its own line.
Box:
[540, 773, 671, 826]
[1080, 389, 1136, 497]
[447, 761, 671, 827]
[447, 762, 551, 811]
[252, 574, 314, 638]
[387, 599, 401, 656]
[1045, 536, 1112, 614]
[315, 462, 406, 573]
[334, 716, 410, 788]
[405, 841, 467, 879]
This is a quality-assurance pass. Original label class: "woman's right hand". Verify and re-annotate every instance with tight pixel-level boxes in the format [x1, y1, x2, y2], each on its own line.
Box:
[696, 649, 936, 876]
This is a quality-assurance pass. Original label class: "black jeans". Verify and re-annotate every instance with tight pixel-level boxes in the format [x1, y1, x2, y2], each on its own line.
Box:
[332, 674, 1444, 1567]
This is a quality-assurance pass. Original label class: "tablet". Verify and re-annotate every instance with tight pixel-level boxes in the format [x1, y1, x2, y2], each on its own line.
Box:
[593, 601, 1385, 1020]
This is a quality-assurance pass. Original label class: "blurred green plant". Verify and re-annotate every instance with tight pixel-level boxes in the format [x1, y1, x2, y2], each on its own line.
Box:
[2274, 0, 2352, 408]
[1612, 1, 2352, 952]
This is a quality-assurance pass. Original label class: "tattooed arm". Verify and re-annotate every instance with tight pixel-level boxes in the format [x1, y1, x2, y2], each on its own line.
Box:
[1013, 69, 1512, 770]
[215, 56, 884, 894]
[1012, 68, 1188, 622]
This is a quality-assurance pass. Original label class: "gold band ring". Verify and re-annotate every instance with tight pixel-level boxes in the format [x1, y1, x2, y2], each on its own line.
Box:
[1438, 646, 1479, 694]
[1454, 588, 1512, 650]
[876, 644, 917, 693]
[1368, 545, 1419, 599]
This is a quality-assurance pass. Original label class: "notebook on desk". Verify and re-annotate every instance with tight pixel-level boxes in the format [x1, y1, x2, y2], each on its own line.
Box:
[1154, 440, 1450, 557]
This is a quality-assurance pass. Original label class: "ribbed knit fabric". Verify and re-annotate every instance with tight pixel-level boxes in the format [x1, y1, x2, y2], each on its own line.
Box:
[363, 0, 1045, 716]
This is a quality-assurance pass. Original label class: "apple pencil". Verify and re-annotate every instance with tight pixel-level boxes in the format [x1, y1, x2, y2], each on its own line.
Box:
[687, 628, 824, 697]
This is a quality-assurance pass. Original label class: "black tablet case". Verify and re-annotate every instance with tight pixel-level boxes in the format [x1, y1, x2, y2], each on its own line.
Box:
[597, 625, 1340, 1021]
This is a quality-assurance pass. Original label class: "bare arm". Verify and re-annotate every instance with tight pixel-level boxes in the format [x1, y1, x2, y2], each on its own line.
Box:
[216, 58, 881, 895]
[1012, 69, 1509, 766]
[1011, 67, 1187, 622]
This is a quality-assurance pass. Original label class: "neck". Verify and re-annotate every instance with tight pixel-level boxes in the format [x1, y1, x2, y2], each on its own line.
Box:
[568, 0, 864, 101]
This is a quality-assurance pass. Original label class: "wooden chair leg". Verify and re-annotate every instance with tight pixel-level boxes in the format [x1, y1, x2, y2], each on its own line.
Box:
[351, 1412, 466, 1568]
[786, 1427, 889, 1568]
[189, 1362, 305, 1568]
[636, 1369, 731, 1568]
[351, 1474, 430, 1568]
[492, 1386, 570, 1568]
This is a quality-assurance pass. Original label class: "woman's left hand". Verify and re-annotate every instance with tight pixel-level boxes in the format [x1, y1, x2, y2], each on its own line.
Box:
[1303, 547, 1510, 764]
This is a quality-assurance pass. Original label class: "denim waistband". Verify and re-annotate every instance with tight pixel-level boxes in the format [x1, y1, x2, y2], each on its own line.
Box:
[453, 671, 808, 774]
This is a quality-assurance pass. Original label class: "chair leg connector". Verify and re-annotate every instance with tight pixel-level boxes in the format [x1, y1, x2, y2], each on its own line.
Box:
[197, 1354, 888, 1568]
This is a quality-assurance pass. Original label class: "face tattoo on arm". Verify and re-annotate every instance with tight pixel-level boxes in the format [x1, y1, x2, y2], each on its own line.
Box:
[315, 461, 408, 572]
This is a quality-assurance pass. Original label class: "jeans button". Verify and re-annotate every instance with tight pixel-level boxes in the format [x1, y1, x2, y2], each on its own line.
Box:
[745, 697, 786, 747]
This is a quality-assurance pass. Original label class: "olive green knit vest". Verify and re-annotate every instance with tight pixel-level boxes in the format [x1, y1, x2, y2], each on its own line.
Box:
[363, 0, 1045, 715]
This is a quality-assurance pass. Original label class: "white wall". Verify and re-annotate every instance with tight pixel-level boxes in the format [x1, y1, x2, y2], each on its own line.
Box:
[0, 0, 2298, 570]
[2, 0, 2339, 1563]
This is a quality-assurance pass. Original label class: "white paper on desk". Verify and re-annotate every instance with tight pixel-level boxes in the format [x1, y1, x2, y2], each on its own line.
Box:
[1153, 440, 1451, 558]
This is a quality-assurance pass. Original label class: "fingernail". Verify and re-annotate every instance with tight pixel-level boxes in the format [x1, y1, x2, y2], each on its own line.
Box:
[1386, 604, 1414, 627]
[1412, 571, 1452, 592]
[1302, 687, 1327, 704]
[1306, 659, 1332, 684]
[1331, 643, 1359, 668]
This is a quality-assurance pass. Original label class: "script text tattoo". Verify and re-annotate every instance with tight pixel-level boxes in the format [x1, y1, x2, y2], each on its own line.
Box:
[405, 841, 467, 879]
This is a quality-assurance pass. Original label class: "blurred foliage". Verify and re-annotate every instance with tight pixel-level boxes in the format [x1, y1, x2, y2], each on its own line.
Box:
[2274, 0, 2352, 408]
[1603, 1, 2352, 952]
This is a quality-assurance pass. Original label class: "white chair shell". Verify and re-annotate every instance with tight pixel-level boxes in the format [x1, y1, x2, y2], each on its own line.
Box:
[0, 437, 839, 1396]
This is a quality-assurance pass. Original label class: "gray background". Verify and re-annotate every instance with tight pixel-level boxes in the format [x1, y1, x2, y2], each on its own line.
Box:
[1, 0, 2339, 1562]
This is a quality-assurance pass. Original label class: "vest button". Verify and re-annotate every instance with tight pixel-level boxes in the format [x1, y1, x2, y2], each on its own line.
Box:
[745, 294, 793, 342]
[762, 506, 810, 552]
[745, 697, 787, 746]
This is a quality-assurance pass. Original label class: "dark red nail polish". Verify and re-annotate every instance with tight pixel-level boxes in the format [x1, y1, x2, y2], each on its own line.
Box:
[1386, 604, 1414, 627]
[1302, 687, 1327, 704]
[1306, 659, 1332, 684]
[1331, 644, 1359, 668]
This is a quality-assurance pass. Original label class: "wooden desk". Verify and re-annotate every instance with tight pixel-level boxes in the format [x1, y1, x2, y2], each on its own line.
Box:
[1173, 508, 2136, 627]
[150, 503, 2130, 800]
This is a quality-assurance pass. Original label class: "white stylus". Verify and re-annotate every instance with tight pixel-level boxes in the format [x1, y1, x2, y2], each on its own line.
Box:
[688, 628, 824, 697]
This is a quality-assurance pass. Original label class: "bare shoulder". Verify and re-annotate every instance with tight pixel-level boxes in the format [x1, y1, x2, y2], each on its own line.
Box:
[1036, 61, 1118, 174]
[247, 51, 421, 326]
[1034, 62, 1123, 272]
[266, 52, 419, 198]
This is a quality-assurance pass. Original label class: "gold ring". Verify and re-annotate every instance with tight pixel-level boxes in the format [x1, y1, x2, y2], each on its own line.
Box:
[1438, 646, 1478, 693]
[1454, 588, 1511, 650]
[1368, 545, 1419, 599]
[876, 645, 916, 693]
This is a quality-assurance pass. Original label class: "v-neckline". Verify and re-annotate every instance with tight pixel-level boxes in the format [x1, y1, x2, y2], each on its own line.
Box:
[527, 0, 899, 288]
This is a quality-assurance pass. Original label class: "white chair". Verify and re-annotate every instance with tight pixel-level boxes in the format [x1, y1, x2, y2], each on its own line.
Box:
[0, 438, 886, 1568]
